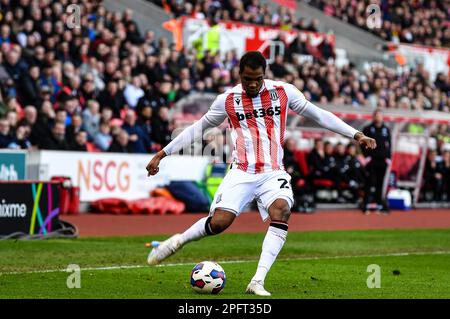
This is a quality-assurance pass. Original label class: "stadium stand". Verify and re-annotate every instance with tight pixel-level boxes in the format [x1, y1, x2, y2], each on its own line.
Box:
[305, 0, 450, 48]
[0, 0, 449, 207]
[150, 0, 320, 31]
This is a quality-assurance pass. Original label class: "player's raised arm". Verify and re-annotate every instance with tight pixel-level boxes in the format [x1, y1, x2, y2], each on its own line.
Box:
[285, 84, 376, 150]
[146, 94, 228, 176]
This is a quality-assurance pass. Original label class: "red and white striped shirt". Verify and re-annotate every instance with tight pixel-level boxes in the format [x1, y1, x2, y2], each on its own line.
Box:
[163, 80, 358, 174]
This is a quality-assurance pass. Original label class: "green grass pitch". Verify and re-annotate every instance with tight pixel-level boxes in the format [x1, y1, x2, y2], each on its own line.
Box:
[1, 229, 449, 298]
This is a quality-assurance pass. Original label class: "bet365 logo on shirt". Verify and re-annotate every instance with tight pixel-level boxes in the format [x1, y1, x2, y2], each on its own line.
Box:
[236, 106, 281, 121]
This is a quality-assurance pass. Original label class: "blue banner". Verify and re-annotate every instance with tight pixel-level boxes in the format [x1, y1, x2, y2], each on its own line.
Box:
[0, 151, 26, 180]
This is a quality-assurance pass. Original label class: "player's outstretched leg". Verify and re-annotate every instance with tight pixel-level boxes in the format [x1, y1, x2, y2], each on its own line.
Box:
[147, 210, 235, 265]
[246, 199, 290, 296]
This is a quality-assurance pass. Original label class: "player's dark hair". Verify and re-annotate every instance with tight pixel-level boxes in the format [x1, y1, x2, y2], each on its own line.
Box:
[239, 51, 266, 73]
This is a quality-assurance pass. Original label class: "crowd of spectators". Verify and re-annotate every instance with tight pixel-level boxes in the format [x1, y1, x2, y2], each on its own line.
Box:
[423, 124, 450, 202]
[0, 0, 179, 153]
[151, 0, 449, 112]
[275, 55, 449, 112]
[306, 0, 450, 48]
[151, 0, 321, 32]
[0, 0, 449, 158]
[0, 0, 329, 155]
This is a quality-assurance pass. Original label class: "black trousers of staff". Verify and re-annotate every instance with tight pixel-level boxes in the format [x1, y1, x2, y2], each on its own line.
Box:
[363, 159, 389, 210]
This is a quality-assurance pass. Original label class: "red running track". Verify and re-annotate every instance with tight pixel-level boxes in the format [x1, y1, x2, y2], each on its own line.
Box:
[63, 209, 450, 237]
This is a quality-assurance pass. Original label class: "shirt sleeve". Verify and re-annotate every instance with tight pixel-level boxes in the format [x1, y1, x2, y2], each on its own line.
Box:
[285, 83, 358, 139]
[284, 83, 309, 114]
[163, 94, 228, 155]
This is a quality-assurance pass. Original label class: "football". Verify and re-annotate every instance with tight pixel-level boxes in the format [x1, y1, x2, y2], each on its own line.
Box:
[190, 261, 226, 294]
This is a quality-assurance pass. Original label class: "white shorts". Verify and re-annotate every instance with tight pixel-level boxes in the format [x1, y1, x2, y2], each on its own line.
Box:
[209, 168, 294, 222]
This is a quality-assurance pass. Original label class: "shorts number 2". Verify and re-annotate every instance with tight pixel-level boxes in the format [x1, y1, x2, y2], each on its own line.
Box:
[278, 178, 290, 189]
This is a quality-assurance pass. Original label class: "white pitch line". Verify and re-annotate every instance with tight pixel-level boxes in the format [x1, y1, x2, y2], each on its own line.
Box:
[1, 250, 450, 276]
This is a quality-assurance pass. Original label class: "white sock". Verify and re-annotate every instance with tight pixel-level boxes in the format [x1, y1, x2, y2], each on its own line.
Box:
[251, 224, 288, 284]
[179, 216, 209, 245]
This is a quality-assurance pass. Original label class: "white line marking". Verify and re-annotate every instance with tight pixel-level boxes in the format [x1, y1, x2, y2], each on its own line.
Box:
[1, 250, 449, 276]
